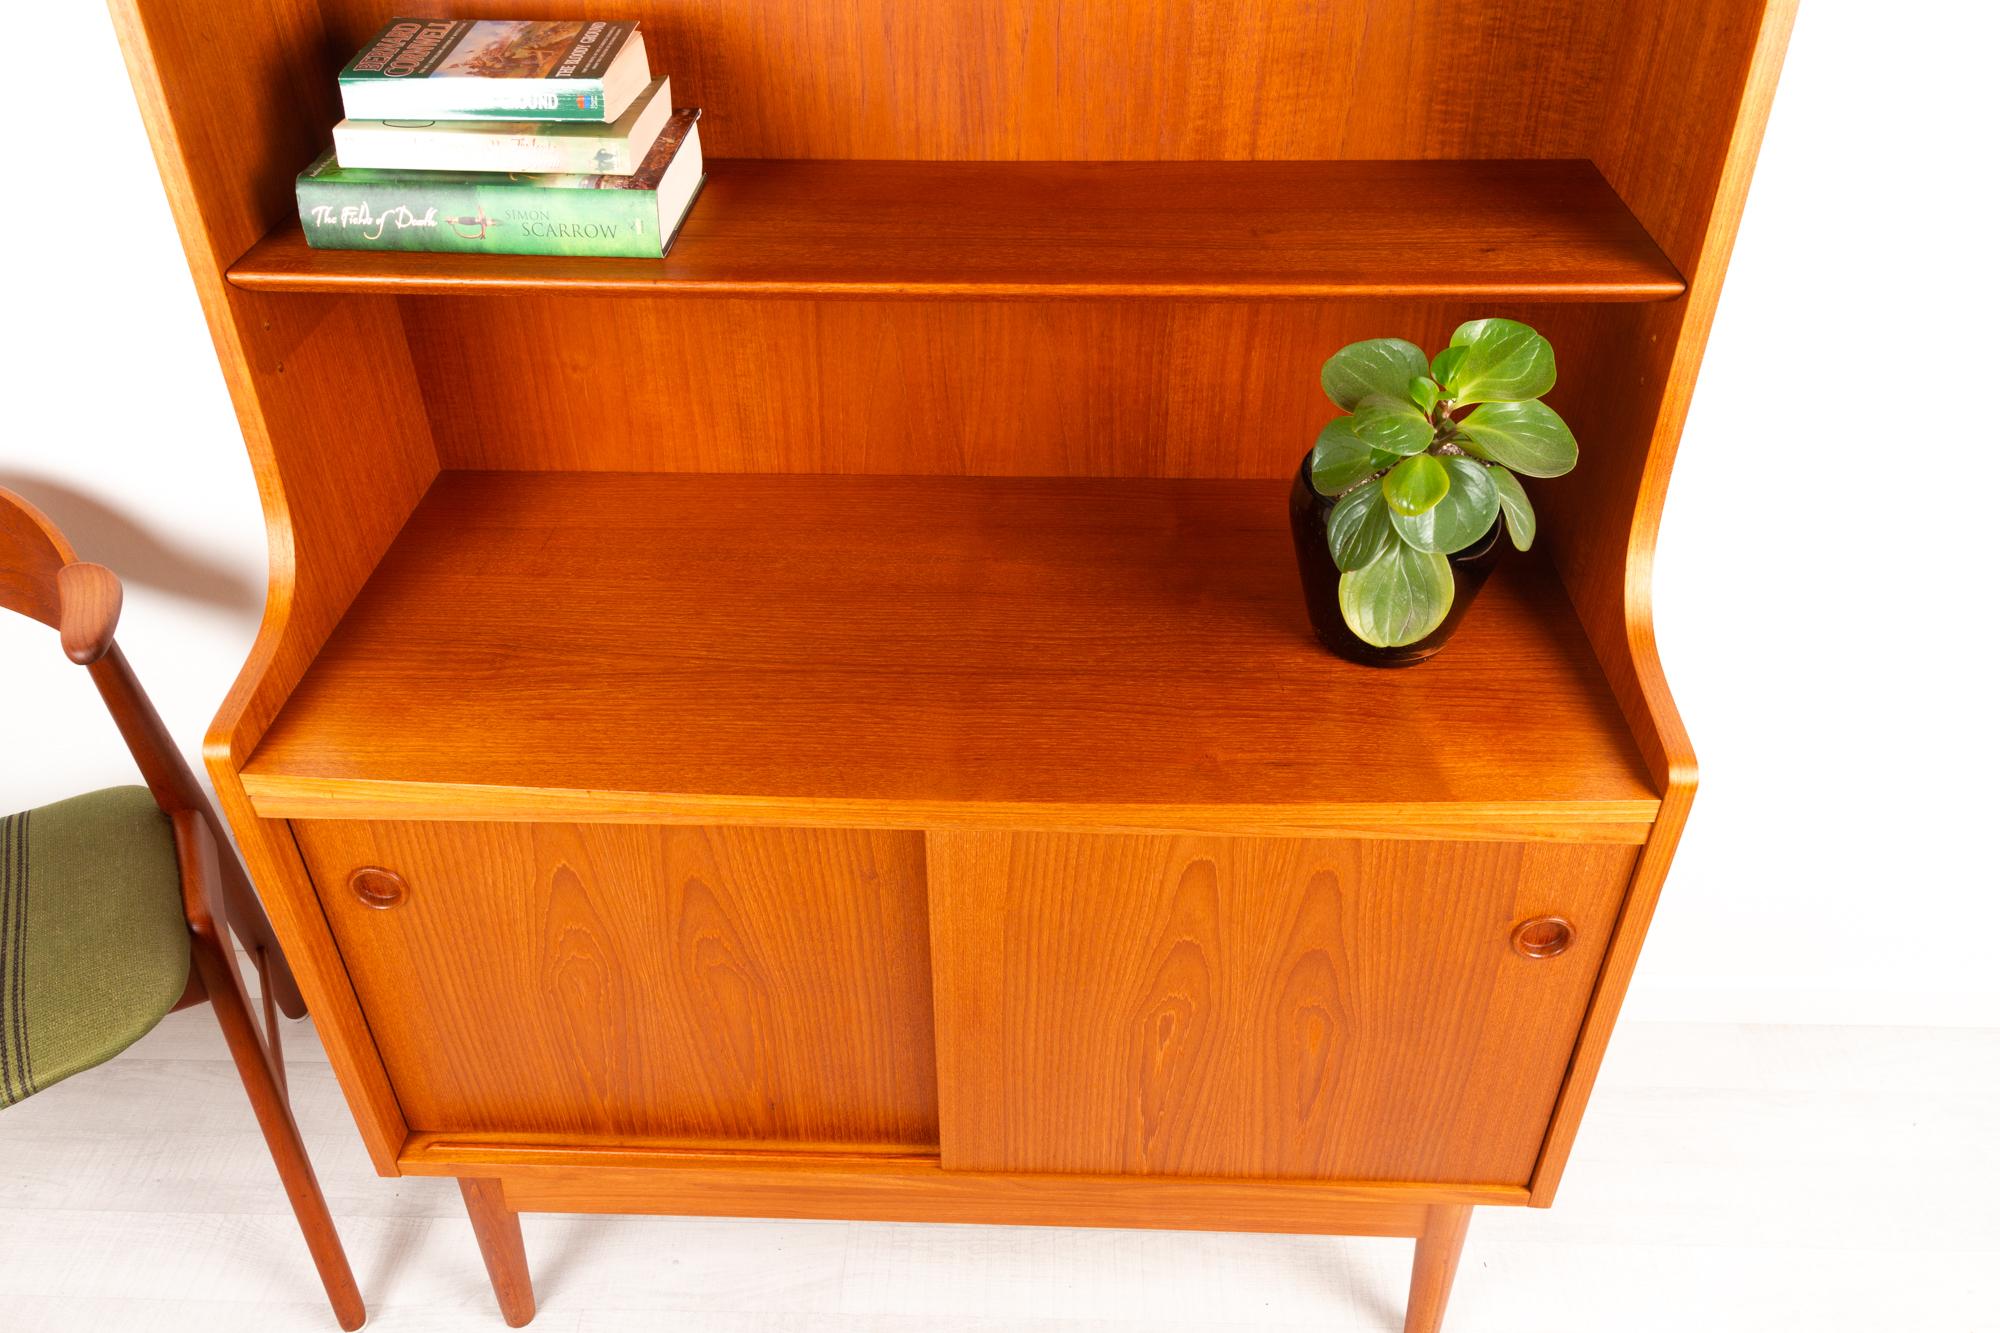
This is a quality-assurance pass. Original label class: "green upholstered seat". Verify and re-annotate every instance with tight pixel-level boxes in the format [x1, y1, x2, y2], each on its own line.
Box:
[0, 786, 191, 1107]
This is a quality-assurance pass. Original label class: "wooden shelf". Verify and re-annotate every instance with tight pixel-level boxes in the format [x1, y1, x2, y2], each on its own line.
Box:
[227, 158, 1684, 301]
[242, 471, 1659, 839]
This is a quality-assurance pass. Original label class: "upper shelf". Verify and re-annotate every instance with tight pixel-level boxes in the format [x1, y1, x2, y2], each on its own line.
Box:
[228, 158, 1685, 301]
[241, 471, 1660, 841]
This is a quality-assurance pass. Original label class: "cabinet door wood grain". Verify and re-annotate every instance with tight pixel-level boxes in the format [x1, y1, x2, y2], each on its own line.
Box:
[928, 833, 1636, 1184]
[291, 821, 938, 1148]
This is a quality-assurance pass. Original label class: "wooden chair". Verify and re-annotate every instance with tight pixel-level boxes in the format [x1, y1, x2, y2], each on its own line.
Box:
[0, 485, 364, 1330]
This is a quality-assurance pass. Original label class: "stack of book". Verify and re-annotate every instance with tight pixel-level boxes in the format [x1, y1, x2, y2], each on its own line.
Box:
[297, 18, 704, 258]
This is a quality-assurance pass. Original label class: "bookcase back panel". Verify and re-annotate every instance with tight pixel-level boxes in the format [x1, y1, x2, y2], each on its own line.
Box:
[314, 0, 1615, 161]
[404, 297, 1612, 479]
[1594, 0, 1784, 277]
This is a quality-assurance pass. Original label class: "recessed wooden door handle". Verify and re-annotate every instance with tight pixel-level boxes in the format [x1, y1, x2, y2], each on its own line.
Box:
[350, 866, 407, 909]
[1511, 916, 1574, 959]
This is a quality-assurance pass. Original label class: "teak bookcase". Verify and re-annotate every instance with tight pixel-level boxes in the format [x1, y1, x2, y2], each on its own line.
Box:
[109, 3, 1794, 1328]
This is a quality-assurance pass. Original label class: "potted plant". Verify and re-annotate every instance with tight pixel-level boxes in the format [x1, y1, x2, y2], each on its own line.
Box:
[1288, 318, 1579, 666]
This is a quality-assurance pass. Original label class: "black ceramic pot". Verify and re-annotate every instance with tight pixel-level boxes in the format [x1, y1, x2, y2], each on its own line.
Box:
[1287, 452, 1502, 667]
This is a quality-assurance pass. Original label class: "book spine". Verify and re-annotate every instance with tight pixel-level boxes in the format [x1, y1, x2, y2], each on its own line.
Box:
[332, 126, 633, 175]
[338, 80, 612, 122]
[297, 174, 660, 258]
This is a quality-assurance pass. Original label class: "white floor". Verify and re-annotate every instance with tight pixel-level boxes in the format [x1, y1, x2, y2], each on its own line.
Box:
[1, 988, 1994, 1333]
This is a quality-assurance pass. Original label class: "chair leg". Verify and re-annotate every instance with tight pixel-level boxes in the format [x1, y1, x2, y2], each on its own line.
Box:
[254, 944, 287, 1098]
[1404, 1204, 1473, 1333]
[460, 1177, 537, 1326]
[193, 931, 366, 1330]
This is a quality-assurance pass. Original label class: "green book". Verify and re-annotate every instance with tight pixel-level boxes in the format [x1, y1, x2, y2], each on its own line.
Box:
[297, 109, 703, 258]
[338, 19, 649, 122]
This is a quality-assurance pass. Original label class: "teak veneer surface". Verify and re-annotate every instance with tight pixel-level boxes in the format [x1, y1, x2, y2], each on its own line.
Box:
[401, 297, 1589, 478]
[400, 1143, 1523, 1237]
[243, 472, 1658, 836]
[227, 159, 1684, 301]
[929, 832, 1636, 1184]
[290, 820, 938, 1144]
[314, 0, 1625, 162]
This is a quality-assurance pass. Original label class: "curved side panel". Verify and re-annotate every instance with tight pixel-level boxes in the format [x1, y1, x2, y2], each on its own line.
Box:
[108, 0, 439, 1172]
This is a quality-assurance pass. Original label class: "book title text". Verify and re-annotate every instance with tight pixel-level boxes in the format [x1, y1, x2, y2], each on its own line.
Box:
[556, 22, 609, 78]
[354, 21, 457, 78]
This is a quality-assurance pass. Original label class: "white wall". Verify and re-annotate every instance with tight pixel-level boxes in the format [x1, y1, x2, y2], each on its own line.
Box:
[1642, 0, 1998, 1026]
[3, 3, 1993, 1026]
[0, 4, 266, 806]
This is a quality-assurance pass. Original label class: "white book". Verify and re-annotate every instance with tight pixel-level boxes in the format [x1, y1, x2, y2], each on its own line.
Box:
[334, 77, 674, 174]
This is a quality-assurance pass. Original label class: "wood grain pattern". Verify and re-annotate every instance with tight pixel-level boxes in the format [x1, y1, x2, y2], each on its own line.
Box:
[491, 1165, 1442, 1237]
[241, 472, 1657, 837]
[401, 1135, 1524, 1208]
[407, 1137, 1523, 1234]
[229, 159, 1682, 301]
[315, 0, 1618, 161]
[195, 293, 436, 1165]
[249, 786, 1657, 848]
[406, 298, 1543, 476]
[289, 820, 939, 1146]
[401, 300, 1641, 484]
[928, 833, 1636, 1184]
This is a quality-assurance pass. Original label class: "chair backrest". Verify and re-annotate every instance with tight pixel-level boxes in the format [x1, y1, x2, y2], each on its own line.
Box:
[0, 485, 78, 628]
[0, 486, 305, 1017]
[1, 484, 200, 812]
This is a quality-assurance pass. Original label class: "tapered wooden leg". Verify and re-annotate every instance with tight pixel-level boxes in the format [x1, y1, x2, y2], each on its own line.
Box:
[460, 1177, 536, 1327]
[193, 932, 367, 1330]
[1404, 1204, 1473, 1333]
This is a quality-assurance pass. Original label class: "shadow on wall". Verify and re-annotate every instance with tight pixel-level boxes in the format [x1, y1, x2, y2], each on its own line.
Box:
[0, 471, 263, 621]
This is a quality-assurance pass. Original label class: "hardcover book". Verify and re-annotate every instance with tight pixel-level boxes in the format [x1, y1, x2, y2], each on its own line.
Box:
[333, 77, 674, 174]
[337, 18, 649, 122]
[298, 108, 704, 258]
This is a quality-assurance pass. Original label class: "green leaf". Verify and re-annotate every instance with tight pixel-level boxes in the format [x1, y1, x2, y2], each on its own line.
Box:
[1430, 345, 1468, 390]
[1351, 394, 1435, 456]
[1445, 318, 1557, 404]
[1338, 543, 1455, 648]
[1326, 478, 1397, 572]
[1456, 400, 1579, 477]
[1487, 464, 1537, 550]
[1391, 456, 1499, 553]
[1409, 376, 1442, 417]
[1382, 453, 1450, 516]
[1308, 418, 1380, 496]
[1321, 338, 1430, 411]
